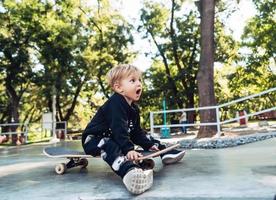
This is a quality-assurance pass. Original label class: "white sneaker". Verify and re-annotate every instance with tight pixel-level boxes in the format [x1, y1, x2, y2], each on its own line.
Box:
[161, 149, 186, 165]
[123, 168, 153, 194]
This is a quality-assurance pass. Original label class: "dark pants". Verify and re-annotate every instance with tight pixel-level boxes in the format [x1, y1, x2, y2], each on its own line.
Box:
[180, 121, 187, 134]
[83, 136, 138, 178]
[82, 135, 165, 178]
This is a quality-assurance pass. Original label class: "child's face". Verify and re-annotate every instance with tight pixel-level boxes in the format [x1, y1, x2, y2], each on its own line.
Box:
[114, 73, 142, 105]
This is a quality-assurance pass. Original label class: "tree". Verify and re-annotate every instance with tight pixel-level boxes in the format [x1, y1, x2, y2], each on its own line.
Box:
[0, 0, 43, 143]
[0, 0, 135, 138]
[33, 0, 135, 127]
[32, 0, 92, 123]
[226, 0, 276, 115]
[140, 2, 183, 108]
[196, 0, 217, 138]
[138, 0, 238, 129]
[139, 1, 200, 123]
[239, 0, 276, 91]
[82, 0, 135, 99]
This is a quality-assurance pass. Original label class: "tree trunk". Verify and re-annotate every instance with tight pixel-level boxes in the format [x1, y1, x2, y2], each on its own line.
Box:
[197, 0, 217, 138]
[63, 81, 84, 122]
[6, 79, 20, 144]
[186, 87, 196, 123]
[97, 69, 110, 99]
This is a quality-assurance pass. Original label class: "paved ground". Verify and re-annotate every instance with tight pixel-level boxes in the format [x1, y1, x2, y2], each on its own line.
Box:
[0, 138, 276, 200]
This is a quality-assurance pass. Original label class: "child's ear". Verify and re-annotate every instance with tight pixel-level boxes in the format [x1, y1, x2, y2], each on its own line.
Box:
[113, 81, 122, 93]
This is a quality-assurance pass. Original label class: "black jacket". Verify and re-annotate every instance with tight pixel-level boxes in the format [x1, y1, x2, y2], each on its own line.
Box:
[82, 92, 155, 155]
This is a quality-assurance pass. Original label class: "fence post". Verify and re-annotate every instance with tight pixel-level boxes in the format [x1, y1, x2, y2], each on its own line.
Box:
[64, 121, 67, 140]
[150, 112, 154, 135]
[216, 107, 221, 137]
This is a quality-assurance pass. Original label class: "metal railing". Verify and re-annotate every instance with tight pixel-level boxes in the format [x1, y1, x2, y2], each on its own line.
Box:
[0, 121, 67, 143]
[150, 87, 276, 136]
[0, 122, 29, 143]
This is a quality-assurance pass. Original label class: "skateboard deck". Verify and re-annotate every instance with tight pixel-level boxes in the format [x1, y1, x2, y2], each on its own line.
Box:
[43, 143, 181, 175]
[43, 147, 92, 158]
[43, 147, 92, 174]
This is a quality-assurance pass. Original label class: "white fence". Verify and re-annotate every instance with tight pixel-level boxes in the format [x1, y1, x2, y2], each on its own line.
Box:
[0, 122, 28, 143]
[0, 121, 67, 143]
[150, 87, 276, 136]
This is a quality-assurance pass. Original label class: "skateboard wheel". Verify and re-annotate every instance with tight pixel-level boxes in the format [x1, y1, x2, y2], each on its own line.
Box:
[80, 158, 88, 168]
[55, 163, 66, 175]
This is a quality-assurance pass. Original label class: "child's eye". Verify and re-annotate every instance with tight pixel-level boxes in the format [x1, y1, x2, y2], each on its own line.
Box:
[130, 79, 135, 83]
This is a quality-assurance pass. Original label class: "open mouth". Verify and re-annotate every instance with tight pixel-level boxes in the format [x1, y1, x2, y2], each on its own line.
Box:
[136, 89, 141, 95]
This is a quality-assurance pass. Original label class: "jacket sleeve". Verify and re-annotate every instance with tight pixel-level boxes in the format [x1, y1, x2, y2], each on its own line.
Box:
[130, 107, 155, 150]
[108, 99, 135, 155]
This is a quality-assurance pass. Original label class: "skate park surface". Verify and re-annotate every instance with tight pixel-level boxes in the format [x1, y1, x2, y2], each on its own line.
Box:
[0, 138, 275, 200]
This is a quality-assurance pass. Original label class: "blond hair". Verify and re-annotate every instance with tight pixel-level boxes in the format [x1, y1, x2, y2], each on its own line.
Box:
[106, 64, 142, 89]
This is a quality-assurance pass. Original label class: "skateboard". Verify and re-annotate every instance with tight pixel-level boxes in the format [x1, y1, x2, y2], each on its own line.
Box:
[43, 143, 181, 175]
[43, 147, 92, 175]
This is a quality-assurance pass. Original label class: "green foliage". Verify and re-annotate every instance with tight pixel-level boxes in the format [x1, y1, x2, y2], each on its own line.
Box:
[0, 0, 42, 123]
[138, 0, 239, 126]
[226, 0, 275, 107]
[0, 0, 135, 132]
[139, 1, 170, 37]
[0, 0, 274, 136]
[213, 0, 276, 121]
[84, 2, 135, 98]
[241, 0, 275, 80]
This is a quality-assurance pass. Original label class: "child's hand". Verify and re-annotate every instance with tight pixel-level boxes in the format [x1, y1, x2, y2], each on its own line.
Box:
[127, 150, 142, 161]
[149, 145, 159, 151]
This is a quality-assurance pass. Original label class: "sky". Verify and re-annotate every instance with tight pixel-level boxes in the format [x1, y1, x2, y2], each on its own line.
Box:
[109, 0, 257, 71]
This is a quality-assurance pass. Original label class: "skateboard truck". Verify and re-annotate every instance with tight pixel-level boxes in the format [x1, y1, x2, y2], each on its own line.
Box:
[55, 158, 89, 175]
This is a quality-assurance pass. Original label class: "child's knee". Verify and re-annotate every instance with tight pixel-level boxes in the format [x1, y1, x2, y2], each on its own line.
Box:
[83, 135, 102, 156]
[101, 139, 122, 156]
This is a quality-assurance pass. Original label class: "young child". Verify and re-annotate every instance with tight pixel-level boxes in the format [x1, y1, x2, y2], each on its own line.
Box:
[82, 64, 185, 194]
[179, 111, 187, 134]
